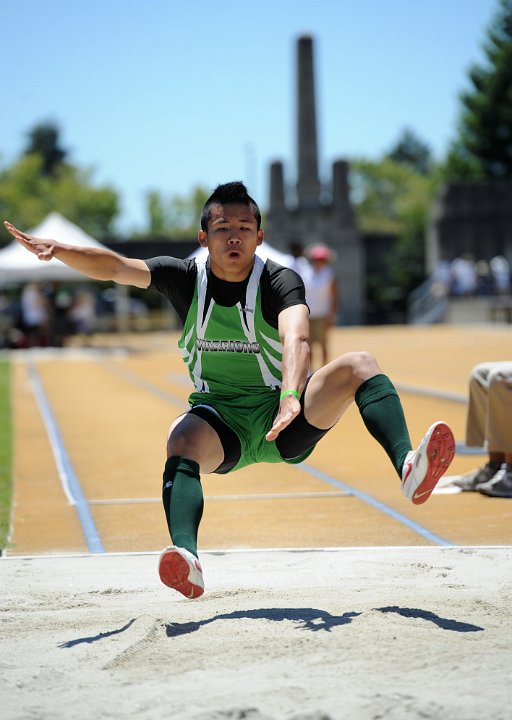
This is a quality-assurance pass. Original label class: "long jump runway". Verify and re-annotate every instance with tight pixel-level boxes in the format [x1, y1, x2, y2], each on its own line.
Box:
[2, 325, 512, 719]
[7, 325, 512, 554]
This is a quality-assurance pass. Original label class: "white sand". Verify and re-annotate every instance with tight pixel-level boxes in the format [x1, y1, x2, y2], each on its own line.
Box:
[1, 546, 511, 720]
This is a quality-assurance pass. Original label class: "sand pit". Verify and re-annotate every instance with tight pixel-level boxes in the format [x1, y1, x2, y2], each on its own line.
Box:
[1, 546, 511, 719]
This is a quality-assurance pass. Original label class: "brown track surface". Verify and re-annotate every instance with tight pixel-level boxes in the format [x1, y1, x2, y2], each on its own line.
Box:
[8, 325, 512, 555]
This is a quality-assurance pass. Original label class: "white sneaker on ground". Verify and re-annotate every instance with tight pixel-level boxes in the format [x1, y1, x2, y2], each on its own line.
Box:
[401, 421, 455, 505]
[158, 546, 204, 599]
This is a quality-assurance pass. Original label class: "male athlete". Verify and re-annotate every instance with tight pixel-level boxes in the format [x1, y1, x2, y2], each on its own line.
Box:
[4, 181, 455, 598]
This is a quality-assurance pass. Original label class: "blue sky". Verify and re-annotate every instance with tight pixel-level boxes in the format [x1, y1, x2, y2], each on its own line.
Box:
[1, 0, 498, 233]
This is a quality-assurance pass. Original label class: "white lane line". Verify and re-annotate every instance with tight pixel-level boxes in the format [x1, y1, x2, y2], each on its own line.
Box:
[299, 463, 453, 547]
[26, 360, 105, 554]
[395, 382, 467, 403]
[27, 361, 76, 507]
[3, 545, 509, 561]
[88, 490, 351, 505]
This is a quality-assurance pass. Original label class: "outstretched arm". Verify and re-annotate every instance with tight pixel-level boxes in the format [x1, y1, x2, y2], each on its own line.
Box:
[3, 221, 151, 289]
[265, 303, 310, 441]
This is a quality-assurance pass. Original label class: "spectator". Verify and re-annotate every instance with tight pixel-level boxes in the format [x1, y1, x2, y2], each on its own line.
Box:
[452, 361, 512, 497]
[302, 244, 339, 368]
[475, 260, 494, 296]
[450, 254, 477, 297]
[69, 289, 97, 337]
[20, 282, 49, 346]
[490, 256, 510, 295]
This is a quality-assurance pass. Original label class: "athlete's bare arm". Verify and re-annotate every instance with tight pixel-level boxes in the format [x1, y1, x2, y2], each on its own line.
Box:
[265, 303, 310, 441]
[3, 221, 151, 289]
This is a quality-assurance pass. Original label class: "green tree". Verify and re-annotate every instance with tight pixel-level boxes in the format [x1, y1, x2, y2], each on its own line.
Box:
[351, 157, 435, 234]
[0, 129, 119, 241]
[444, 0, 512, 180]
[350, 157, 439, 316]
[146, 190, 167, 236]
[142, 185, 209, 237]
[24, 121, 67, 176]
[386, 128, 432, 175]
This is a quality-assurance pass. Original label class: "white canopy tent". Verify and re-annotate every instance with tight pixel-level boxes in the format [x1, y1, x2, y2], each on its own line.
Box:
[0, 212, 111, 283]
[0, 212, 130, 331]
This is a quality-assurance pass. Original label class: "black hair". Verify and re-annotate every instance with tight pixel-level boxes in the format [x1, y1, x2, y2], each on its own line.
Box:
[200, 181, 261, 231]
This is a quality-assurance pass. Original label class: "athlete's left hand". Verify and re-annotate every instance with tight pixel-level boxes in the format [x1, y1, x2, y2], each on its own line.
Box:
[265, 395, 301, 441]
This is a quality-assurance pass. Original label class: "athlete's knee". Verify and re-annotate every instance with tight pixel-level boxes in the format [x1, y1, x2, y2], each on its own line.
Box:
[342, 350, 381, 382]
[166, 433, 196, 459]
[326, 350, 382, 397]
[166, 421, 199, 459]
[166, 413, 225, 473]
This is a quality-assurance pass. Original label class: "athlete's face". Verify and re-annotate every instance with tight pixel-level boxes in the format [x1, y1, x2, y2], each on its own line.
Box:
[198, 203, 264, 281]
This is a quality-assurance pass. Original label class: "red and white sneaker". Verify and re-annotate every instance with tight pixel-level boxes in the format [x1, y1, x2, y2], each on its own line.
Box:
[158, 546, 204, 599]
[401, 421, 455, 505]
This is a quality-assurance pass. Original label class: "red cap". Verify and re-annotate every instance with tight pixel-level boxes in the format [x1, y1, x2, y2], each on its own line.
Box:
[308, 245, 332, 261]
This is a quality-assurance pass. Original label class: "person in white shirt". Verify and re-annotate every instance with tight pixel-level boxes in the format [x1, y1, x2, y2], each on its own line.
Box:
[302, 245, 339, 368]
[20, 282, 49, 346]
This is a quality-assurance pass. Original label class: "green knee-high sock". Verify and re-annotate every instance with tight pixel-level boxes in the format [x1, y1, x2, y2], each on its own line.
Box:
[355, 374, 412, 477]
[162, 456, 204, 558]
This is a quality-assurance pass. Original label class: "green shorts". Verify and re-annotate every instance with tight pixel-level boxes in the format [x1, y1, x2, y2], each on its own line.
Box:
[188, 388, 318, 473]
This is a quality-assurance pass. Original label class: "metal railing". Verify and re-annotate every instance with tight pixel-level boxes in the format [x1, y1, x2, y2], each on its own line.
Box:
[407, 276, 449, 325]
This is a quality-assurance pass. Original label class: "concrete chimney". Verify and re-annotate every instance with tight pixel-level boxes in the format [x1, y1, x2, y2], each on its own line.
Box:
[296, 35, 320, 208]
[269, 161, 285, 212]
[332, 160, 354, 225]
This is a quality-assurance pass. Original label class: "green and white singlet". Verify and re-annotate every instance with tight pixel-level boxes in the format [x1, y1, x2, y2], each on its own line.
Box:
[180, 256, 286, 469]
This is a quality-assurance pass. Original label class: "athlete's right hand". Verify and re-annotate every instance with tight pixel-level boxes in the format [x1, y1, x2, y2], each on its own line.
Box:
[265, 394, 301, 442]
[4, 221, 58, 261]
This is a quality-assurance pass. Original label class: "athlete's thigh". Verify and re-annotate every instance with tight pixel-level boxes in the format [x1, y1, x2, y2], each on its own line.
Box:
[167, 412, 224, 474]
[303, 351, 382, 429]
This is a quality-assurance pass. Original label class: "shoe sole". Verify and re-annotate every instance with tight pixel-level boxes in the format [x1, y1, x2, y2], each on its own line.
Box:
[158, 548, 204, 599]
[412, 422, 455, 505]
